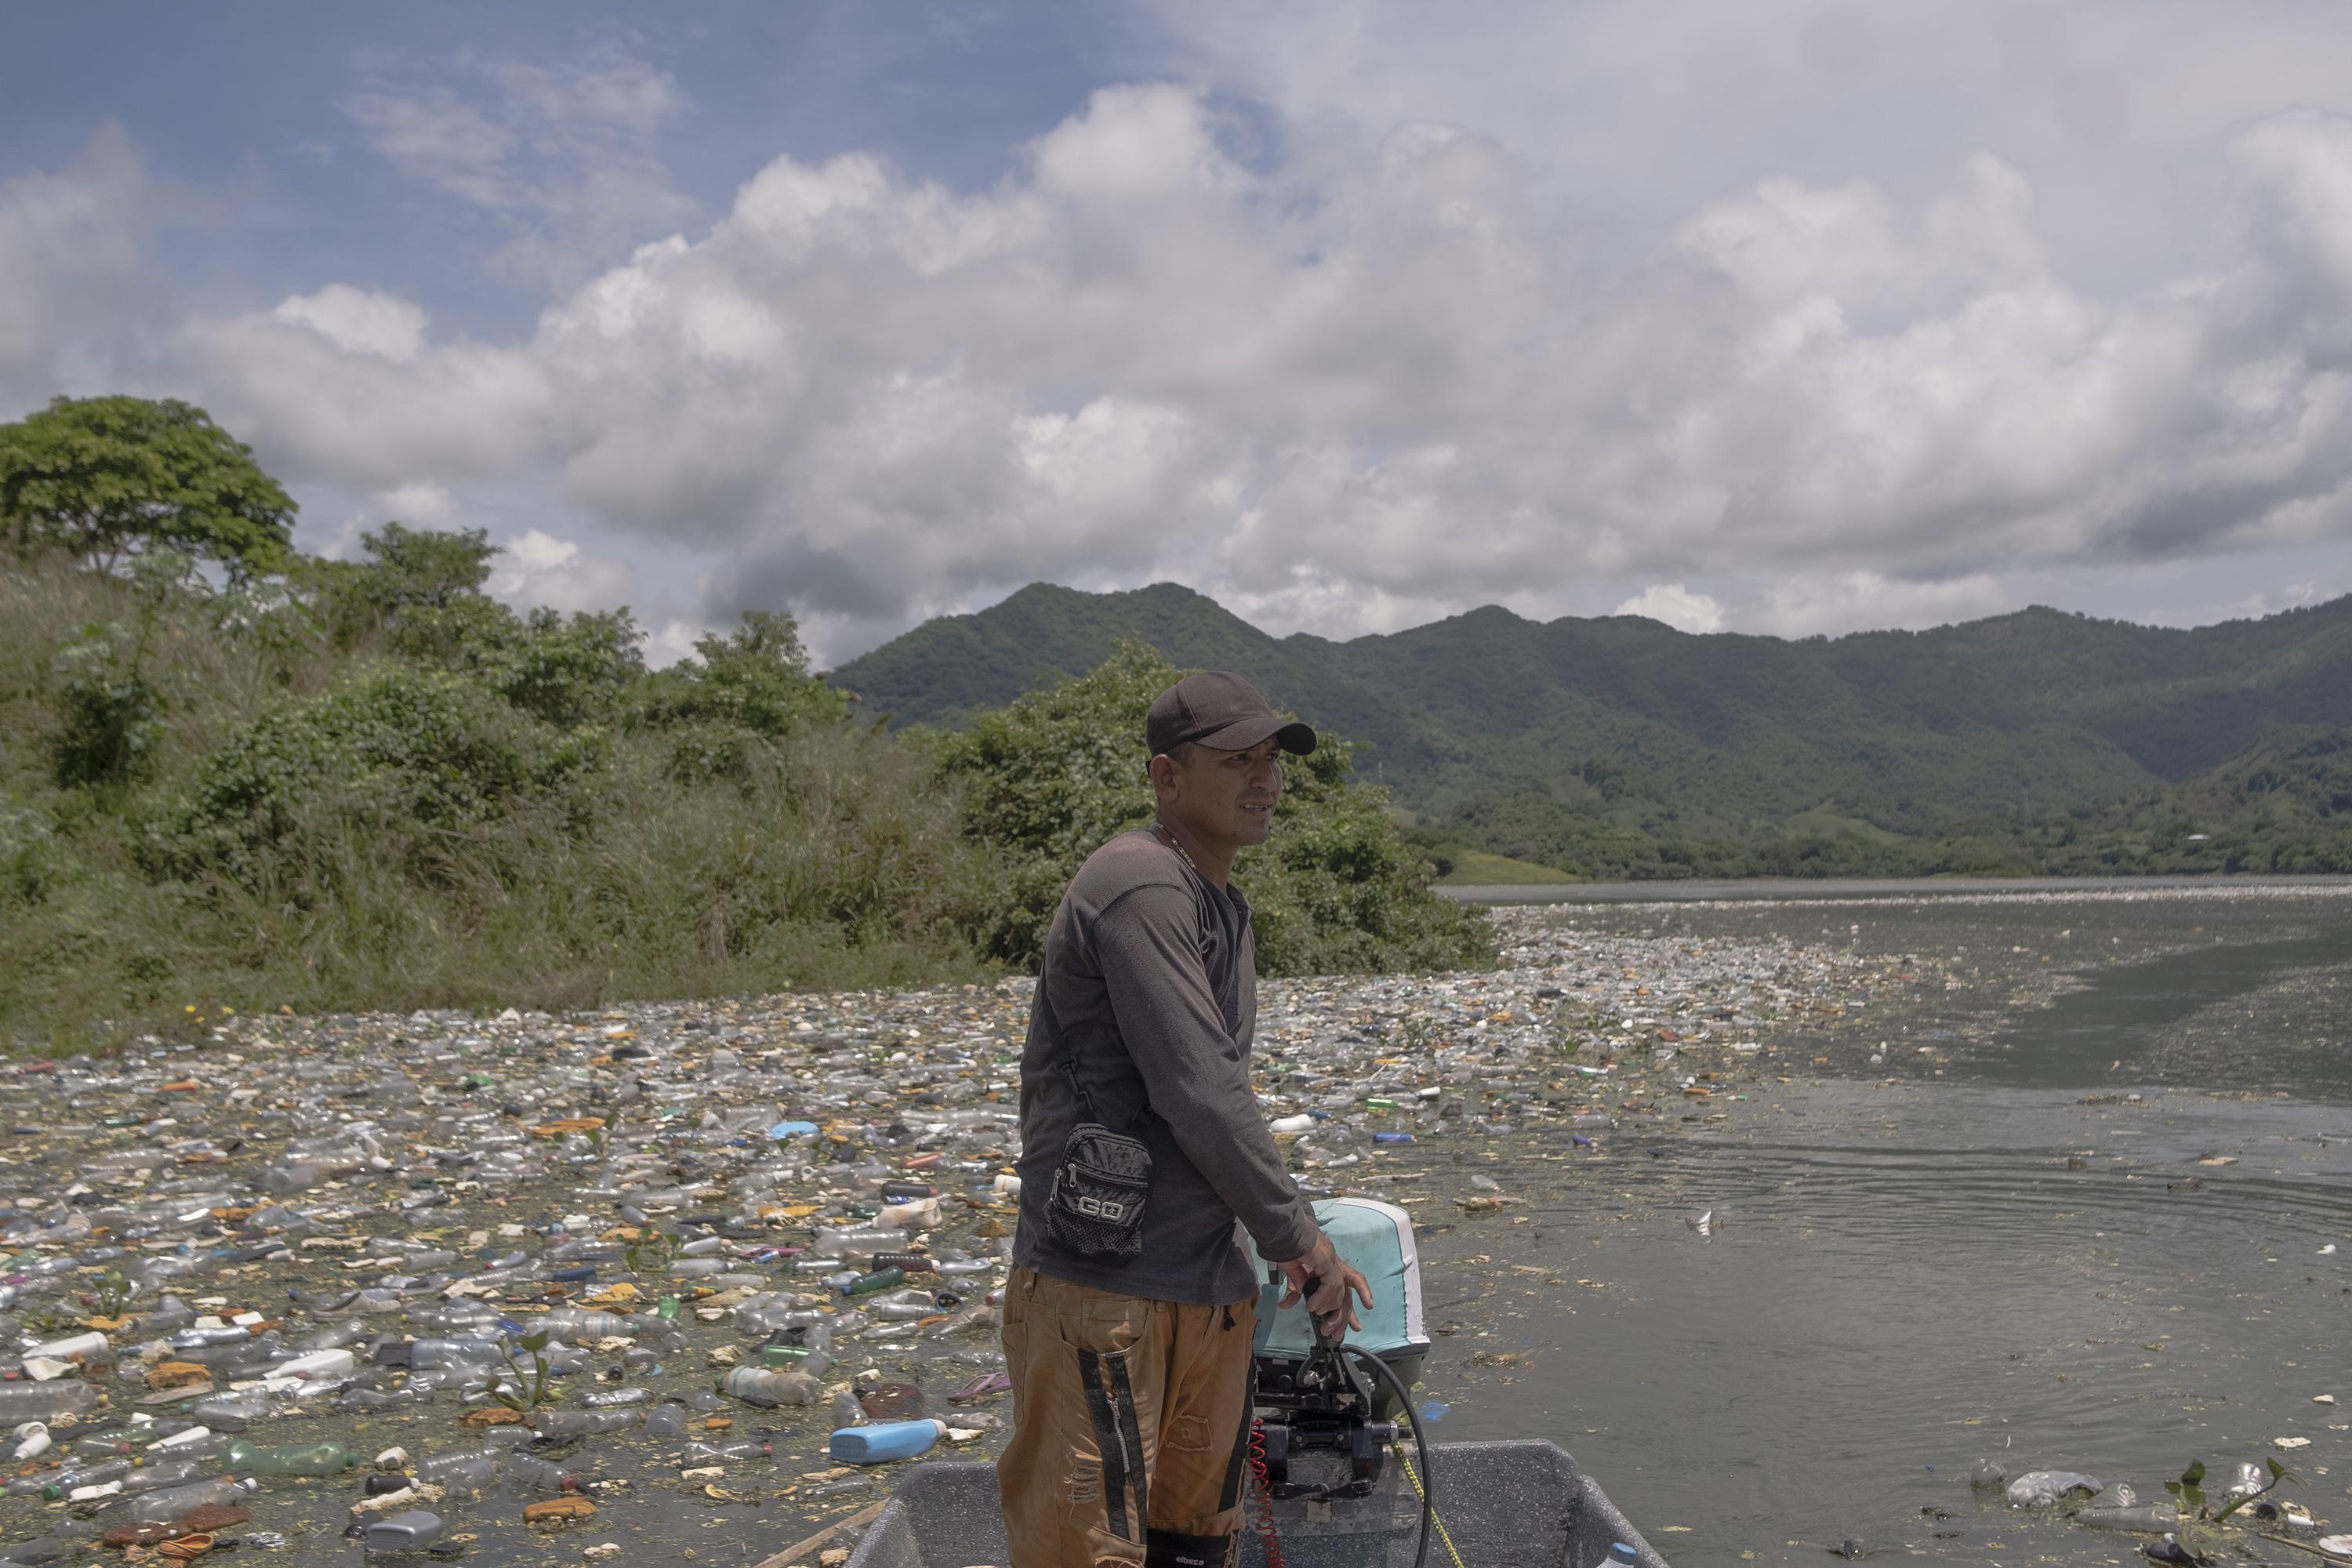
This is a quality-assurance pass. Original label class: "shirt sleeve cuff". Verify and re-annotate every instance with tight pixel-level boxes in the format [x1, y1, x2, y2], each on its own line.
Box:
[1249, 1199, 1321, 1264]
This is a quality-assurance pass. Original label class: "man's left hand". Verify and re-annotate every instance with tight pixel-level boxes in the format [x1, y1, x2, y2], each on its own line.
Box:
[1275, 1230, 1373, 1335]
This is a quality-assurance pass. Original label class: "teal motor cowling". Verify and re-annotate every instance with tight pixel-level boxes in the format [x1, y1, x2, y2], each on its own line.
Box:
[1247, 1196, 1428, 1417]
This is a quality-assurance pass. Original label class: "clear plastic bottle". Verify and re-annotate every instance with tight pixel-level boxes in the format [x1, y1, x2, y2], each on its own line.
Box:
[122, 1459, 209, 1494]
[124, 1475, 259, 1524]
[577, 1388, 648, 1409]
[296, 1319, 368, 1352]
[683, 1439, 774, 1463]
[716, 1367, 822, 1408]
[145, 1428, 226, 1460]
[812, 1226, 908, 1255]
[416, 1452, 500, 1494]
[183, 1388, 273, 1432]
[535, 1310, 632, 1342]
[410, 1338, 503, 1370]
[34, 1461, 129, 1500]
[0, 1384, 97, 1421]
[530, 1409, 638, 1439]
[501, 1454, 582, 1493]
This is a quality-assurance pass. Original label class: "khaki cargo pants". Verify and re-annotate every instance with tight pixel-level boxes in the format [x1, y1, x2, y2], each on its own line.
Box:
[998, 1267, 1258, 1568]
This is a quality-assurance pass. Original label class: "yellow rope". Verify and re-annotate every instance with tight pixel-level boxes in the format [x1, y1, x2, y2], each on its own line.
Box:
[1392, 1431, 1470, 1568]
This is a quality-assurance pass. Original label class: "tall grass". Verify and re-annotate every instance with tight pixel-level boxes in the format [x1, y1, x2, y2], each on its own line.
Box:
[0, 554, 991, 1047]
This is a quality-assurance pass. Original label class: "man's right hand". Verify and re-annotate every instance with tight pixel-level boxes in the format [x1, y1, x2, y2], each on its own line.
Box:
[1276, 1230, 1373, 1335]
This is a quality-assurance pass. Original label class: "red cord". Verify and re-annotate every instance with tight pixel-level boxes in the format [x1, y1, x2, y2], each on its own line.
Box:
[1247, 1417, 1286, 1568]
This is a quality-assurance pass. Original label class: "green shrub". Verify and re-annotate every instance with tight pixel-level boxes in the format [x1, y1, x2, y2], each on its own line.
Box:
[663, 720, 772, 790]
[47, 619, 167, 788]
[633, 612, 847, 739]
[929, 641, 1494, 976]
[495, 608, 644, 728]
[0, 795, 60, 903]
[146, 666, 605, 889]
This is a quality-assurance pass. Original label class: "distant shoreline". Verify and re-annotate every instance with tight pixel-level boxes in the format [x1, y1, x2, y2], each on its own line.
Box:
[1436, 873, 2352, 904]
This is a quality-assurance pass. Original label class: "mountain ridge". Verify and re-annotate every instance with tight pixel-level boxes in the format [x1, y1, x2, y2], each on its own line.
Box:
[832, 582, 2352, 837]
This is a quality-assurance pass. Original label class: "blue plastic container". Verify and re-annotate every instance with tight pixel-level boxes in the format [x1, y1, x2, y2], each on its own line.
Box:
[830, 1418, 946, 1465]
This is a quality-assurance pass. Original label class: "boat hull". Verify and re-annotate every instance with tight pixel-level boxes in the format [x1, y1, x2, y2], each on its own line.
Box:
[842, 1439, 1666, 1568]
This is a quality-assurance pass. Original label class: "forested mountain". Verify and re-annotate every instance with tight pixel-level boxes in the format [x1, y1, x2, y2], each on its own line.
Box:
[833, 583, 2352, 875]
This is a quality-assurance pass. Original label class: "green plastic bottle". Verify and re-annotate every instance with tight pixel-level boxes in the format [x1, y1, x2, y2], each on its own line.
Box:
[840, 1267, 905, 1297]
[225, 1439, 357, 1476]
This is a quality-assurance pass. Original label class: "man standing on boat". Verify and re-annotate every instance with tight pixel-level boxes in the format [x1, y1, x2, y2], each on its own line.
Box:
[999, 670, 1374, 1568]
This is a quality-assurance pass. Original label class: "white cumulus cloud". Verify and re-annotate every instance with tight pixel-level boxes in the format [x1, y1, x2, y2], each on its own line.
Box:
[273, 285, 428, 363]
[25, 20, 2352, 662]
[1614, 583, 1727, 633]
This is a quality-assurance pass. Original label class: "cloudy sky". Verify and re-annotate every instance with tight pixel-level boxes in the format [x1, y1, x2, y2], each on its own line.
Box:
[12, 2, 2352, 663]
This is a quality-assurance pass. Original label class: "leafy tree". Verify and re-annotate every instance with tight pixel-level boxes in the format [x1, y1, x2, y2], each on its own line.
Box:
[0, 397, 296, 583]
[299, 522, 499, 648]
[296, 525, 644, 728]
[643, 612, 848, 738]
[928, 641, 1493, 975]
[633, 611, 848, 786]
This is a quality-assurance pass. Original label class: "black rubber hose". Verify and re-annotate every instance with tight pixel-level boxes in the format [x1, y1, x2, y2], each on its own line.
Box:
[1343, 1343, 1435, 1568]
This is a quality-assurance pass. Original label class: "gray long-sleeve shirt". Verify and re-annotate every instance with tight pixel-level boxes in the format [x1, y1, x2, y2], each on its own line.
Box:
[1012, 828, 1319, 1305]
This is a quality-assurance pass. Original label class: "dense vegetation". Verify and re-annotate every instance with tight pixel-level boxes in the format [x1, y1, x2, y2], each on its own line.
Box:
[837, 583, 2352, 880]
[926, 642, 1490, 975]
[0, 398, 1486, 1047]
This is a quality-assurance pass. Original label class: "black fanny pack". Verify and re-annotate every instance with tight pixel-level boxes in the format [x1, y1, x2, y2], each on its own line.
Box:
[1043, 1061, 1152, 1264]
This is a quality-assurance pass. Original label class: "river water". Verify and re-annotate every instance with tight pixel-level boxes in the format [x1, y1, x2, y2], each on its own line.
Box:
[1423, 886, 2352, 1568]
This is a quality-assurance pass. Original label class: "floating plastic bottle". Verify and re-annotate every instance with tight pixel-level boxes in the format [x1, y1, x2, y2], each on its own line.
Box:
[716, 1366, 821, 1408]
[2078, 1504, 2180, 1534]
[0, 1384, 96, 1421]
[416, 1451, 500, 1494]
[23, 1461, 129, 1501]
[683, 1439, 773, 1463]
[21, 1331, 108, 1363]
[812, 1226, 908, 1255]
[531, 1408, 639, 1439]
[829, 1417, 946, 1464]
[270, 1347, 355, 1381]
[226, 1438, 357, 1476]
[120, 1460, 209, 1494]
[123, 1475, 260, 1525]
[183, 1388, 274, 1432]
[409, 1337, 503, 1370]
[535, 1309, 633, 1343]
[502, 1454, 581, 1493]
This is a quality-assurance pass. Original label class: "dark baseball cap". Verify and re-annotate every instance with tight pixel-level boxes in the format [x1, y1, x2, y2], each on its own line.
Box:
[1146, 671, 1317, 757]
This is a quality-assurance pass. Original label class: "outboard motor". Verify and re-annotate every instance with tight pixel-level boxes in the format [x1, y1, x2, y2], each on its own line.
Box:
[1246, 1198, 1429, 1503]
